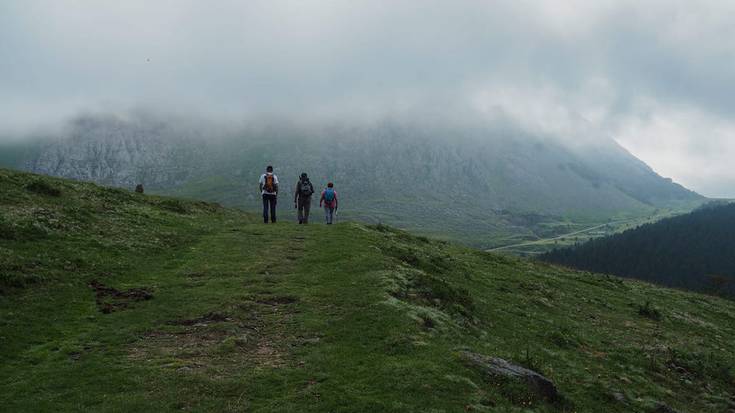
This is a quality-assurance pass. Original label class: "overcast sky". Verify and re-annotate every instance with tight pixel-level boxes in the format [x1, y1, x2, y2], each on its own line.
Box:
[1, 1, 734, 197]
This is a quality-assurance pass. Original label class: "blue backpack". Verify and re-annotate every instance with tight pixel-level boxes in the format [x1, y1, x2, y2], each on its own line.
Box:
[324, 188, 335, 204]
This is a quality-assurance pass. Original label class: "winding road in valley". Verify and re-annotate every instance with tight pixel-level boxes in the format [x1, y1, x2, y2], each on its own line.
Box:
[485, 220, 635, 253]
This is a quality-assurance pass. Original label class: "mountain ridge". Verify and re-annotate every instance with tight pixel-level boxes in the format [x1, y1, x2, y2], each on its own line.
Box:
[0, 113, 703, 247]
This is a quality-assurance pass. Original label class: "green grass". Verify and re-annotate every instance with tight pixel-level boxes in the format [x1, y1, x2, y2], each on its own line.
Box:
[1, 168, 733, 412]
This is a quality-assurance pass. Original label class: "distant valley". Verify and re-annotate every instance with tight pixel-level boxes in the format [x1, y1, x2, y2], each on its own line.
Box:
[542, 201, 735, 297]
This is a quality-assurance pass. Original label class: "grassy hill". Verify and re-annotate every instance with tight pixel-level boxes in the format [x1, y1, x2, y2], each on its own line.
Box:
[1, 169, 733, 412]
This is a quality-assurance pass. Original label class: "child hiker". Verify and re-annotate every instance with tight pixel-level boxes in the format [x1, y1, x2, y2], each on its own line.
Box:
[319, 182, 338, 225]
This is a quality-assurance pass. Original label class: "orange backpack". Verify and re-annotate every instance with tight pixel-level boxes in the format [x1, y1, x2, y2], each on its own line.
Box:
[263, 174, 275, 193]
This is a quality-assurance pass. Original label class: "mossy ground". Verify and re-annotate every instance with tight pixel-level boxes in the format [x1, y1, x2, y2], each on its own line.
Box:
[1, 169, 733, 412]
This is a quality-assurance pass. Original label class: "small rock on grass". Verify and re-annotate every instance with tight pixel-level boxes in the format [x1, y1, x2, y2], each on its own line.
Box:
[652, 402, 680, 413]
[460, 351, 559, 402]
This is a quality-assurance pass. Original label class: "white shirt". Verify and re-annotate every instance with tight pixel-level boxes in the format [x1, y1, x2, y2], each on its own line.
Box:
[259, 173, 279, 195]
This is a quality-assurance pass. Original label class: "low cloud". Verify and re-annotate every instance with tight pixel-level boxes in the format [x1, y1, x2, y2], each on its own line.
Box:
[1, 0, 734, 196]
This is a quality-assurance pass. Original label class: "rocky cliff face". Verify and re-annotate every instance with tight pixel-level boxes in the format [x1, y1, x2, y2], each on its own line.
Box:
[22, 114, 702, 210]
[26, 115, 208, 190]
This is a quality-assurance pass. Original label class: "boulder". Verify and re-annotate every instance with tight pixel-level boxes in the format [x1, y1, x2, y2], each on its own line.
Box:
[610, 391, 626, 403]
[461, 351, 559, 402]
[652, 402, 680, 413]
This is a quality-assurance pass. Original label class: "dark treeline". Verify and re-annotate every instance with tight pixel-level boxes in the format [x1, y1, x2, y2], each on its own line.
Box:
[540, 202, 735, 297]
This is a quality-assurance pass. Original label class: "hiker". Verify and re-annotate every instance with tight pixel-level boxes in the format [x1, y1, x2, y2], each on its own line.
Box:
[319, 182, 338, 225]
[293, 172, 314, 224]
[259, 165, 279, 223]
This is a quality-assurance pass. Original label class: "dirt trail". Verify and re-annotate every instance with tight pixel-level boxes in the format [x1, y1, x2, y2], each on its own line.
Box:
[127, 225, 312, 375]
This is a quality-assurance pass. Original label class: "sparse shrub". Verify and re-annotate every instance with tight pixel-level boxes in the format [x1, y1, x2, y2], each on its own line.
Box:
[159, 199, 190, 214]
[370, 223, 394, 233]
[414, 235, 431, 244]
[383, 335, 414, 355]
[418, 313, 436, 329]
[103, 186, 133, 201]
[0, 213, 49, 241]
[666, 347, 733, 383]
[216, 336, 238, 354]
[25, 180, 61, 197]
[638, 301, 662, 321]
[429, 254, 451, 270]
[548, 329, 580, 348]
[386, 243, 449, 275]
[412, 272, 474, 317]
[499, 378, 539, 407]
[0, 271, 46, 291]
[520, 346, 542, 373]
[395, 230, 419, 244]
[399, 249, 421, 267]
[0, 214, 16, 240]
[196, 201, 222, 213]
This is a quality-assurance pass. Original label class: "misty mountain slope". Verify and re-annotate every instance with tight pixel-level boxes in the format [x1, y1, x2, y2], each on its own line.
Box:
[24, 115, 211, 188]
[2, 169, 734, 413]
[541, 202, 735, 297]
[5, 114, 702, 247]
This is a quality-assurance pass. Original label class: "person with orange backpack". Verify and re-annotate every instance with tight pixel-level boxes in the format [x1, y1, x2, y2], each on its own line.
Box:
[319, 182, 338, 225]
[259, 165, 279, 223]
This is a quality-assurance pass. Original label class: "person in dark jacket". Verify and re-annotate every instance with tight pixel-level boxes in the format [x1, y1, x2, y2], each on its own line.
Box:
[293, 172, 314, 224]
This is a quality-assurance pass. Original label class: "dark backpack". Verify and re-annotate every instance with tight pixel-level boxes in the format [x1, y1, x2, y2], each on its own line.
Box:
[299, 179, 314, 197]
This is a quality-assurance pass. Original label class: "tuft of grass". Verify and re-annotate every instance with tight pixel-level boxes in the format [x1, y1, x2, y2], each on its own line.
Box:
[418, 312, 436, 330]
[638, 301, 662, 321]
[25, 179, 61, 197]
[547, 328, 582, 349]
[0, 213, 15, 240]
[158, 198, 191, 214]
[665, 347, 733, 383]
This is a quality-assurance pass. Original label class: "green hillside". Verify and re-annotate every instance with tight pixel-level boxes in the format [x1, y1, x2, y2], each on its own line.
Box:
[1, 169, 733, 413]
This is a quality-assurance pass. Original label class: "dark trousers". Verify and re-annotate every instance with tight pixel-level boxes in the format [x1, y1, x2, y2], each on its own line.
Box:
[297, 196, 311, 224]
[262, 194, 277, 223]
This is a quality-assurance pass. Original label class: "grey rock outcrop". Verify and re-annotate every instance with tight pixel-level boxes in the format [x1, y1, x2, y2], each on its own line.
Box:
[461, 351, 559, 402]
[27, 114, 208, 189]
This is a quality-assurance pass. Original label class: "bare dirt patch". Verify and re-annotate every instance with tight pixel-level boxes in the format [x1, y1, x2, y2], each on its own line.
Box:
[168, 312, 232, 326]
[88, 280, 153, 313]
[129, 307, 292, 374]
